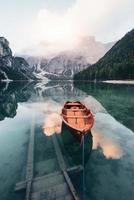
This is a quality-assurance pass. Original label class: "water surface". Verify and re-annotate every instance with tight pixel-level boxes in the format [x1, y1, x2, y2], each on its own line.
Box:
[0, 81, 134, 200]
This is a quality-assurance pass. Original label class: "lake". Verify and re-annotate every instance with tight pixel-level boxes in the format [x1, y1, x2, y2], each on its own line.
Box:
[0, 81, 134, 200]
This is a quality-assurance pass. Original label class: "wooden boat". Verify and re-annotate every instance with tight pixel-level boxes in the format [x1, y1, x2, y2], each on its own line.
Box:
[61, 101, 94, 143]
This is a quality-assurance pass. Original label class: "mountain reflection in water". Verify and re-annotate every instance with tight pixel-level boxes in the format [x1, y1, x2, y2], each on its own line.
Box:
[0, 81, 134, 200]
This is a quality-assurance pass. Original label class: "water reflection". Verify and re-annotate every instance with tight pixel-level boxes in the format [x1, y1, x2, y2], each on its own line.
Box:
[0, 81, 35, 121]
[74, 81, 134, 131]
[92, 131, 123, 159]
[82, 96, 124, 159]
[43, 113, 62, 136]
[41, 95, 125, 160]
[0, 81, 134, 200]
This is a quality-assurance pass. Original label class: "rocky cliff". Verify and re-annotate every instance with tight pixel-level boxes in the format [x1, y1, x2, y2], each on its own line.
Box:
[0, 37, 36, 81]
[25, 53, 89, 80]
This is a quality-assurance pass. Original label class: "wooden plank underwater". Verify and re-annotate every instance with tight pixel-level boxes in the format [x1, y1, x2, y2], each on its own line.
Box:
[15, 121, 82, 200]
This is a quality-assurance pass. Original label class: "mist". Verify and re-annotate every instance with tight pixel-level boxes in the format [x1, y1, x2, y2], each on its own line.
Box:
[18, 0, 134, 56]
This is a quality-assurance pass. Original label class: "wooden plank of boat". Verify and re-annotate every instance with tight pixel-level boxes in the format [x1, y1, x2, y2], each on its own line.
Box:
[61, 101, 94, 142]
[62, 113, 92, 118]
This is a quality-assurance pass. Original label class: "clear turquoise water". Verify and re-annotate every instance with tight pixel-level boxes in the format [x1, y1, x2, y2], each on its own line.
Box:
[0, 81, 134, 200]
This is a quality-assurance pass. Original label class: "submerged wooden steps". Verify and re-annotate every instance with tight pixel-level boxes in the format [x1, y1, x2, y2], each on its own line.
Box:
[15, 113, 82, 200]
[31, 181, 72, 200]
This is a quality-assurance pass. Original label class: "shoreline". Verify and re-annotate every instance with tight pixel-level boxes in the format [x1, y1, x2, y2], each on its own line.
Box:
[102, 80, 134, 85]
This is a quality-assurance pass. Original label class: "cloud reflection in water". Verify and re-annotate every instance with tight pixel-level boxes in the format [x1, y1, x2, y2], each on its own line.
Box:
[92, 130, 123, 159]
[43, 113, 62, 136]
[42, 97, 124, 159]
[83, 96, 124, 159]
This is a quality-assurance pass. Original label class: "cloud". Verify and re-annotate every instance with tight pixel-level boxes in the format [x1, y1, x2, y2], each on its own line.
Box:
[31, 0, 133, 51]
[9, 0, 133, 54]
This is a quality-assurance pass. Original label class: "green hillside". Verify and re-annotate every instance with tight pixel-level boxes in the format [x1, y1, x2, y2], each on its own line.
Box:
[74, 29, 134, 80]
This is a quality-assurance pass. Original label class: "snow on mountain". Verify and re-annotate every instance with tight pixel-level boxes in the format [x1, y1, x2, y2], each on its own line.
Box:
[19, 36, 115, 80]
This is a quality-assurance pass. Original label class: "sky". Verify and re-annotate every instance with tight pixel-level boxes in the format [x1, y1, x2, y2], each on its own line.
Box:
[0, 0, 134, 54]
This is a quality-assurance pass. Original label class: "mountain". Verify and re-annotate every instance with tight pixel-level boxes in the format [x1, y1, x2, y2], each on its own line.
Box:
[21, 36, 114, 64]
[74, 36, 115, 64]
[22, 36, 114, 64]
[0, 37, 36, 81]
[74, 29, 134, 81]
[25, 53, 89, 80]
[23, 37, 114, 80]
[0, 35, 114, 81]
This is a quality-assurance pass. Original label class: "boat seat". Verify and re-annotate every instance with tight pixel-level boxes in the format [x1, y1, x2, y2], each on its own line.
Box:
[71, 106, 78, 109]
[63, 108, 86, 111]
[66, 103, 81, 105]
[62, 113, 91, 118]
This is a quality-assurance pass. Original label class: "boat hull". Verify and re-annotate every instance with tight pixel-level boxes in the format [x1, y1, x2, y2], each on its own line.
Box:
[63, 121, 86, 143]
[61, 122, 93, 166]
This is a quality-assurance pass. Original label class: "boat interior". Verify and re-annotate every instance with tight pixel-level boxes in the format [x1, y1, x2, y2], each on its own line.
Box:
[64, 101, 84, 109]
[62, 101, 93, 131]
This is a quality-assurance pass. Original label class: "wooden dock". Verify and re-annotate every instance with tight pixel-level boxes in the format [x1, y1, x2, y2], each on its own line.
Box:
[15, 115, 82, 200]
